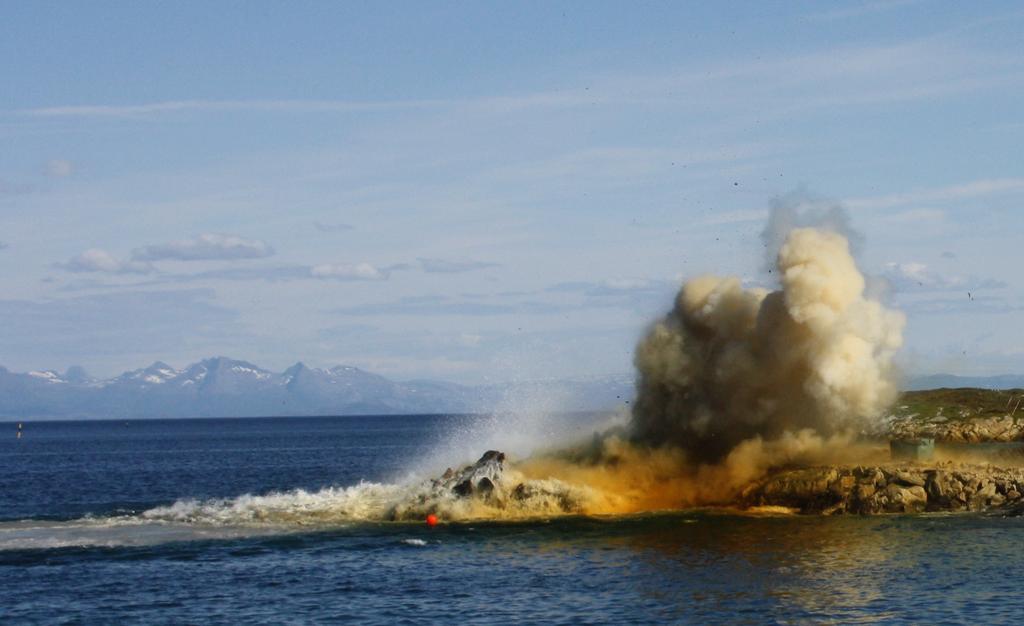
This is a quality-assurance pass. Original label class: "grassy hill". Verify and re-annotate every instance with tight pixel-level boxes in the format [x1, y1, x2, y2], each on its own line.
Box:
[886, 388, 1024, 442]
[895, 388, 1024, 423]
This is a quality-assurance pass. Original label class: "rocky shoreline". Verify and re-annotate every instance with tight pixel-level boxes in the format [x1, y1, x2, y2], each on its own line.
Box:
[741, 463, 1024, 514]
[427, 451, 1024, 518]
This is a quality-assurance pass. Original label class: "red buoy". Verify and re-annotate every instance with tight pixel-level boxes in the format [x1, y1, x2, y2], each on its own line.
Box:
[425, 514, 438, 527]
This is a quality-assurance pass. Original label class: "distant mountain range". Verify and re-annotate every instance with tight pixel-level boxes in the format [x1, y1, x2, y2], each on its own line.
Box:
[1, 357, 1019, 420]
[0, 357, 635, 420]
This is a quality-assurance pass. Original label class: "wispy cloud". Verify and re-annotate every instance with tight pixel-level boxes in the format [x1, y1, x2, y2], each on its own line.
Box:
[545, 278, 676, 298]
[131, 233, 274, 262]
[331, 295, 555, 317]
[878, 208, 947, 224]
[897, 294, 1021, 316]
[883, 261, 1006, 292]
[57, 265, 325, 291]
[58, 249, 154, 275]
[19, 99, 450, 118]
[310, 262, 390, 281]
[15, 94, 590, 119]
[847, 178, 1024, 210]
[16, 35, 1017, 129]
[805, 0, 926, 22]
[45, 159, 74, 177]
[0, 289, 237, 362]
[332, 278, 676, 318]
[417, 258, 499, 273]
[0, 180, 35, 195]
[59, 257, 487, 289]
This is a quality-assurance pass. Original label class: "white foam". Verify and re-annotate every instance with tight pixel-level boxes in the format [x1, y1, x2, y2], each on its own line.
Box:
[140, 481, 407, 526]
[0, 517, 283, 550]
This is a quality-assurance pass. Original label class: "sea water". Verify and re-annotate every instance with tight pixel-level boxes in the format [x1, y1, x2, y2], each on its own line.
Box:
[1, 416, 1021, 624]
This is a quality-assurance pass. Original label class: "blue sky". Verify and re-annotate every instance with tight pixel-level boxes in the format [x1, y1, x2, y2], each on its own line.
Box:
[2, 1, 1023, 382]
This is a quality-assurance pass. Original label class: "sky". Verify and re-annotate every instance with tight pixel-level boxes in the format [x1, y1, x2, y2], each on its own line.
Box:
[1, 1, 1023, 383]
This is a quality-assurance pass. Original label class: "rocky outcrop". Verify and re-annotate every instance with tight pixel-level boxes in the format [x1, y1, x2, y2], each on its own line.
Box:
[412, 450, 1024, 518]
[885, 414, 1024, 443]
[434, 450, 507, 499]
[388, 450, 587, 520]
[742, 464, 1024, 514]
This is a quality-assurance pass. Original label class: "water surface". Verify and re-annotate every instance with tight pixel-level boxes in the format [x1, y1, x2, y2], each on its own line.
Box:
[1, 417, 1019, 623]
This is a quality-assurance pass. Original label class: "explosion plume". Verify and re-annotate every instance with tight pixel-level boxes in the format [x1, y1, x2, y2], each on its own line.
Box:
[512, 200, 907, 513]
[631, 220, 905, 463]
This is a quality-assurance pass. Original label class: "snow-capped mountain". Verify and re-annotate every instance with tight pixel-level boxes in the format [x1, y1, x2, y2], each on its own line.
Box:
[0, 357, 637, 419]
[8, 357, 1012, 421]
[112, 361, 180, 386]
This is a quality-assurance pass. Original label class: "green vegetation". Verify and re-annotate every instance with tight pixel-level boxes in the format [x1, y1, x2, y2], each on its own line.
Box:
[893, 388, 1024, 424]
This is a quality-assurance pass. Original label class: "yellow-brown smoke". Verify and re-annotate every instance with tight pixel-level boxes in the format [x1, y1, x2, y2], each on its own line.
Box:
[517, 431, 890, 514]
[514, 207, 906, 514]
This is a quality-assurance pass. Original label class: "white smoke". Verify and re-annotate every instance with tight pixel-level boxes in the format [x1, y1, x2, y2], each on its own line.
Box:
[760, 190, 863, 272]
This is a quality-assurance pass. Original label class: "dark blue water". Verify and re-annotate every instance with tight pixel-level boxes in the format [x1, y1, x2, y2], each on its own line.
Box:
[2, 417, 1023, 624]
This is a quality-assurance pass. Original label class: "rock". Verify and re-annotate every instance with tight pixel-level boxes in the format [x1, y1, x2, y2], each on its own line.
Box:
[436, 450, 507, 499]
[387, 449, 587, 520]
[894, 471, 926, 487]
[742, 463, 1024, 515]
[478, 450, 506, 464]
[855, 483, 876, 500]
[885, 484, 927, 513]
[509, 481, 577, 512]
[511, 483, 528, 501]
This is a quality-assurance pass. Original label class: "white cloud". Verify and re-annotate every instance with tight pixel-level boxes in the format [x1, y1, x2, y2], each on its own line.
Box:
[45, 159, 74, 177]
[131, 233, 274, 262]
[883, 261, 1006, 292]
[59, 249, 154, 275]
[310, 262, 389, 281]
